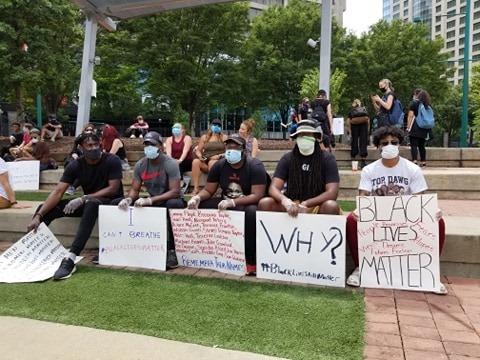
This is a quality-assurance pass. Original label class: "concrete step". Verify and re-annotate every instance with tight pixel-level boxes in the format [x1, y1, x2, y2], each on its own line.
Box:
[39, 167, 480, 200]
[51, 147, 480, 168]
[1, 202, 478, 278]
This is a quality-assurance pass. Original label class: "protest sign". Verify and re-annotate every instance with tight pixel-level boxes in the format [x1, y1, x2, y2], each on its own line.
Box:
[170, 209, 245, 276]
[99, 206, 167, 271]
[332, 117, 344, 135]
[357, 194, 440, 292]
[256, 211, 346, 287]
[7, 160, 40, 190]
[0, 223, 80, 283]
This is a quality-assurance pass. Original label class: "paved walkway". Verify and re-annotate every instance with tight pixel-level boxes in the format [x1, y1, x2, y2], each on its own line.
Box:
[364, 276, 480, 360]
[0, 316, 286, 360]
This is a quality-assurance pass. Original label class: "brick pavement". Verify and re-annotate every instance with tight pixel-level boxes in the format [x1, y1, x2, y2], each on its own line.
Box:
[364, 277, 480, 360]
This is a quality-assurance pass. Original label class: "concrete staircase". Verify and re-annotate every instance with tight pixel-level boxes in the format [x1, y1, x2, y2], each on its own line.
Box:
[1, 202, 479, 279]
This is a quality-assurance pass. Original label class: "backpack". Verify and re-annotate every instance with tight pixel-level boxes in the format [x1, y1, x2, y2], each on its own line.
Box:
[384, 92, 404, 126]
[311, 100, 328, 123]
[415, 102, 435, 129]
[350, 106, 368, 118]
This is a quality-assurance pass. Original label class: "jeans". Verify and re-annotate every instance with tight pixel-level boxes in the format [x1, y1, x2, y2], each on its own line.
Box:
[410, 136, 426, 162]
[199, 198, 257, 265]
[38, 197, 119, 256]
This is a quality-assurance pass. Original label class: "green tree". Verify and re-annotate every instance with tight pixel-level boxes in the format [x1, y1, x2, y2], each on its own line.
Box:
[241, 0, 320, 130]
[0, 0, 82, 118]
[337, 20, 452, 116]
[470, 64, 480, 143]
[125, 2, 250, 131]
[435, 86, 462, 144]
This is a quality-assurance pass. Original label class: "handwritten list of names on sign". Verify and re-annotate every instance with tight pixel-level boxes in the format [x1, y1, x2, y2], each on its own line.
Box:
[170, 209, 246, 276]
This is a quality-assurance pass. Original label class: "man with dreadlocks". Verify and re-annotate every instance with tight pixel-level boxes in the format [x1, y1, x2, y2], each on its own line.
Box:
[258, 120, 340, 216]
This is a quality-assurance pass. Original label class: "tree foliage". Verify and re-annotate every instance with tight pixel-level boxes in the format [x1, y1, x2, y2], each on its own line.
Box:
[0, 0, 82, 118]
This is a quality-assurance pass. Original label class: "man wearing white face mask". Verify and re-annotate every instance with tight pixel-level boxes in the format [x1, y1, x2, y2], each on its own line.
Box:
[187, 134, 268, 274]
[258, 120, 340, 217]
[345, 126, 447, 294]
[117, 131, 184, 269]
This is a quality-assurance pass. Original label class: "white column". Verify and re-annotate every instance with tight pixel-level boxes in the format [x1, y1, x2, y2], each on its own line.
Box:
[76, 16, 98, 136]
[319, 0, 332, 96]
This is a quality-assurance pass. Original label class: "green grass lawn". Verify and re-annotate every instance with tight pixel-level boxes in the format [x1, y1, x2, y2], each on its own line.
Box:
[15, 191, 357, 212]
[0, 267, 364, 360]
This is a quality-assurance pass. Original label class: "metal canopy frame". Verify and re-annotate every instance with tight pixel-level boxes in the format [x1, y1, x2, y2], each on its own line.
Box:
[71, 0, 332, 135]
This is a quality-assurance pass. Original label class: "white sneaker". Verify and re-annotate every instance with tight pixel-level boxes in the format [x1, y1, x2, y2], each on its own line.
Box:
[346, 267, 360, 287]
[434, 282, 448, 295]
[139, 134, 143, 138]
[130, 134, 135, 138]
[65, 185, 76, 196]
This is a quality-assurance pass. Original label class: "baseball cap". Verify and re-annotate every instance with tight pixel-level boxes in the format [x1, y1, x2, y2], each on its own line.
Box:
[290, 120, 323, 139]
[143, 131, 162, 145]
[211, 118, 222, 126]
[224, 134, 246, 148]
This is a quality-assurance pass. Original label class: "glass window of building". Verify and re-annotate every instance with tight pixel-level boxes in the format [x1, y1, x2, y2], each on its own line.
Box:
[447, 20, 456, 28]
[436, 24, 441, 32]
[474, 11, 480, 20]
[447, 0, 456, 8]
[447, 30, 455, 38]
[446, 40, 455, 48]
[474, 44, 480, 52]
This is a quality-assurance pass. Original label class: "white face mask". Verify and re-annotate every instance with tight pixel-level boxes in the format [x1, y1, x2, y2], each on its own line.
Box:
[296, 136, 316, 156]
[381, 144, 399, 159]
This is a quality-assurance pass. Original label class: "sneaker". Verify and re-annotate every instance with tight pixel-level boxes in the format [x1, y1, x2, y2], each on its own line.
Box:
[53, 258, 76, 280]
[91, 255, 99, 265]
[166, 249, 178, 269]
[130, 134, 135, 138]
[65, 185, 76, 196]
[434, 282, 448, 295]
[139, 134, 143, 139]
[346, 267, 360, 287]
[246, 264, 256, 275]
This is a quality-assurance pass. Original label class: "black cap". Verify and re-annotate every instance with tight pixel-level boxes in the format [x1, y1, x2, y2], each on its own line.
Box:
[224, 134, 246, 148]
[143, 131, 163, 145]
[211, 118, 222, 126]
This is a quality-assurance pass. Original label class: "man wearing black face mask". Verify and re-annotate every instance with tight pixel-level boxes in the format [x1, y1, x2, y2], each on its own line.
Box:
[27, 133, 124, 280]
[187, 134, 268, 273]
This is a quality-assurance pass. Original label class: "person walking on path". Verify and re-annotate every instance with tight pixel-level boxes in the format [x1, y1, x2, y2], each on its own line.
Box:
[407, 88, 432, 167]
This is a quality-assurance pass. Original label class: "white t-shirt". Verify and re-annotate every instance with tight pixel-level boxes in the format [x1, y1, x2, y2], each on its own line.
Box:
[359, 157, 428, 196]
[0, 158, 9, 200]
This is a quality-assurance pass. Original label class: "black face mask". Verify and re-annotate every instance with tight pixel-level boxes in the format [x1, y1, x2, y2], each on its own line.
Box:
[84, 148, 102, 161]
[380, 87, 387, 93]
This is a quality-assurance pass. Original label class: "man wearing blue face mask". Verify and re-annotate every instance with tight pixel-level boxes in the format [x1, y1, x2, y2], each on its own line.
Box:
[27, 133, 124, 280]
[117, 131, 184, 269]
[187, 134, 268, 273]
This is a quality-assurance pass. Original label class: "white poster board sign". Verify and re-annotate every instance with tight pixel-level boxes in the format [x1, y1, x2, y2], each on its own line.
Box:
[170, 209, 246, 276]
[256, 212, 346, 287]
[0, 223, 80, 283]
[332, 117, 344, 135]
[6, 160, 40, 190]
[99, 206, 168, 271]
[357, 194, 440, 292]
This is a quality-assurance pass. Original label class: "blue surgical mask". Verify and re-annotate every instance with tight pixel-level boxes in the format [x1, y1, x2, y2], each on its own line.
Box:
[172, 127, 181, 136]
[225, 149, 242, 164]
[144, 145, 159, 159]
[211, 125, 221, 134]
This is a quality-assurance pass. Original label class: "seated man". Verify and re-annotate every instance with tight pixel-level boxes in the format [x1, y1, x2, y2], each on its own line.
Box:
[258, 120, 340, 216]
[187, 134, 267, 273]
[40, 114, 63, 142]
[27, 133, 124, 280]
[126, 115, 149, 138]
[345, 126, 446, 294]
[117, 131, 184, 268]
[1, 122, 23, 159]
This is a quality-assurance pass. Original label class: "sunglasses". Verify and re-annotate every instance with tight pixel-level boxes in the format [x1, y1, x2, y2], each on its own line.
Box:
[380, 140, 399, 146]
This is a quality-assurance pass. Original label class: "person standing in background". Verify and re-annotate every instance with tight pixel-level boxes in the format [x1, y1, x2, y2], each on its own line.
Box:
[347, 99, 369, 169]
[407, 88, 432, 167]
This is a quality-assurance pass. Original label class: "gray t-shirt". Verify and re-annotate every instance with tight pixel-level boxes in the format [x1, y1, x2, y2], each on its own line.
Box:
[133, 154, 181, 196]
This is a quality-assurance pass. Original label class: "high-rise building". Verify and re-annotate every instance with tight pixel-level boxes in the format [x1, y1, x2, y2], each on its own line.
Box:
[383, 0, 480, 85]
[249, 0, 346, 27]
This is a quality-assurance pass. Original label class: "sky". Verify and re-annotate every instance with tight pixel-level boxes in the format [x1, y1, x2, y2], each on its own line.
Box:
[343, 0, 383, 36]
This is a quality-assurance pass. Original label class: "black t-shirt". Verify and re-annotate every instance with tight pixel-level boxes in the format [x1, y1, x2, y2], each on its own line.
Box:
[273, 150, 339, 195]
[380, 91, 395, 114]
[408, 100, 429, 139]
[207, 157, 267, 199]
[46, 119, 60, 131]
[60, 153, 123, 199]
